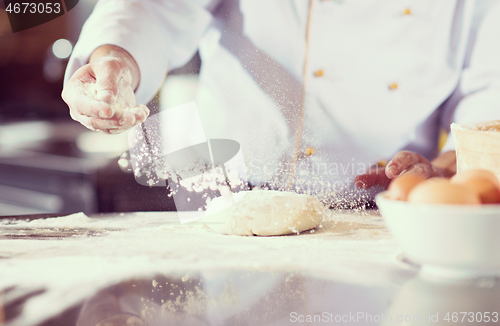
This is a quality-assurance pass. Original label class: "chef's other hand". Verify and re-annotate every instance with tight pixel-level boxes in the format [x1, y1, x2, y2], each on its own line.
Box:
[62, 45, 149, 134]
[354, 150, 456, 189]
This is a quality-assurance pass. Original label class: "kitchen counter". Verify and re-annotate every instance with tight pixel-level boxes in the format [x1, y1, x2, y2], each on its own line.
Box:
[0, 211, 498, 325]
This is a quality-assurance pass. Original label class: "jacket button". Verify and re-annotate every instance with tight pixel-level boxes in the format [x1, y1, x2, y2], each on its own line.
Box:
[304, 147, 316, 156]
[388, 82, 399, 90]
[314, 69, 324, 77]
[377, 160, 388, 167]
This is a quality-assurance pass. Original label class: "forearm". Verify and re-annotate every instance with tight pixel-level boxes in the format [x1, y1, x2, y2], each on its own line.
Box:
[89, 45, 140, 91]
[431, 150, 456, 178]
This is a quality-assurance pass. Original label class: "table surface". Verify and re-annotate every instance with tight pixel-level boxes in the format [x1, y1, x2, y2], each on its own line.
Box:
[0, 211, 499, 326]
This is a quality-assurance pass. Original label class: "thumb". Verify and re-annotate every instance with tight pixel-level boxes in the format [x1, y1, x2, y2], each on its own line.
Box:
[93, 61, 121, 105]
[355, 167, 391, 189]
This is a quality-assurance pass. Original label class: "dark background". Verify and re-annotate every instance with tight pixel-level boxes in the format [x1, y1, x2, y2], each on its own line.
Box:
[0, 1, 200, 215]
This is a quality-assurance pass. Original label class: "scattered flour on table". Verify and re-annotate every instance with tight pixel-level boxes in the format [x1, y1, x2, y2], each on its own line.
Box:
[203, 190, 326, 236]
[0, 211, 399, 326]
[318, 209, 386, 237]
[27, 212, 92, 228]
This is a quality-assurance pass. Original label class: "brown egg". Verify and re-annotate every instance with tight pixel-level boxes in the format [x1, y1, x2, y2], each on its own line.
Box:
[454, 178, 500, 204]
[408, 178, 481, 205]
[388, 174, 426, 201]
[451, 169, 500, 188]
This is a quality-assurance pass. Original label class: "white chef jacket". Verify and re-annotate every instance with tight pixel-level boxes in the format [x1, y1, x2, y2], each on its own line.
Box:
[65, 0, 500, 202]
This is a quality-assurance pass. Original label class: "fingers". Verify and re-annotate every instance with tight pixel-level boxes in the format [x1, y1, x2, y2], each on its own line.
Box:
[354, 167, 391, 189]
[402, 162, 439, 178]
[356, 151, 441, 190]
[100, 105, 150, 134]
[131, 104, 150, 123]
[113, 105, 150, 128]
[62, 65, 114, 119]
[385, 151, 432, 179]
[71, 107, 149, 134]
[62, 61, 148, 134]
[70, 110, 121, 132]
[64, 83, 113, 119]
[93, 58, 128, 104]
[95, 70, 118, 104]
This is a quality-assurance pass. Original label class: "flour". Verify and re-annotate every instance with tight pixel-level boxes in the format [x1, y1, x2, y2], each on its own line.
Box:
[82, 76, 138, 121]
[204, 190, 325, 236]
[27, 212, 92, 228]
[0, 211, 397, 326]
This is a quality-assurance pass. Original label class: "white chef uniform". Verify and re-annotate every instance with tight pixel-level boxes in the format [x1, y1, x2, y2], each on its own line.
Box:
[65, 0, 500, 203]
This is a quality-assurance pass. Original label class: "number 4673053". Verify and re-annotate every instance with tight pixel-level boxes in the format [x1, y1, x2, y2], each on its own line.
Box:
[444, 312, 499, 323]
[6, 2, 61, 14]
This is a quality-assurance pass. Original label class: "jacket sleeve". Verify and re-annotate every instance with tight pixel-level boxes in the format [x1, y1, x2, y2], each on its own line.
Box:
[441, 1, 500, 152]
[64, 0, 214, 104]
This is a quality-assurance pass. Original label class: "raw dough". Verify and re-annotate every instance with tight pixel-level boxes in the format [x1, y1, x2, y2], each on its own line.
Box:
[203, 190, 325, 236]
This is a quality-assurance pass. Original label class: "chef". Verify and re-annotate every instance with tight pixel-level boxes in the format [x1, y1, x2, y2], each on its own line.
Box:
[62, 0, 500, 206]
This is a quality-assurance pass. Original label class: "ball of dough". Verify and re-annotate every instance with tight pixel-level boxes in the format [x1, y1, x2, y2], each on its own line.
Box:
[203, 190, 325, 236]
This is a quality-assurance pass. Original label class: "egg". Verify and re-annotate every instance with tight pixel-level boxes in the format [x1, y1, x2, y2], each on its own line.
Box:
[462, 179, 500, 204]
[408, 178, 481, 205]
[451, 169, 500, 188]
[387, 174, 426, 201]
[451, 170, 500, 204]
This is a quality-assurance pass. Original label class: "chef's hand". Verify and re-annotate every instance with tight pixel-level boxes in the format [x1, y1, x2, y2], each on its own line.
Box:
[62, 45, 149, 134]
[354, 150, 456, 189]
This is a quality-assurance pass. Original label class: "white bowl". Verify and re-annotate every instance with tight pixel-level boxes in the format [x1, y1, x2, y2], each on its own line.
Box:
[376, 192, 500, 279]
